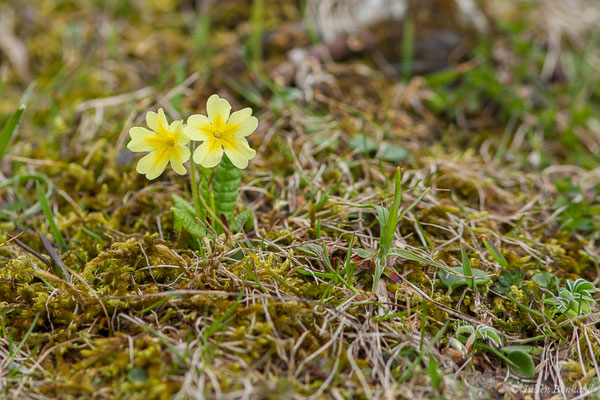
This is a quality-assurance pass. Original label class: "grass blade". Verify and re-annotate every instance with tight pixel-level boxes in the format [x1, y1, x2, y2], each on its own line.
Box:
[482, 235, 509, 268]
[461, 244, 474, 290]
[0, 83, 34, 160]
[36, 181, 66, 248]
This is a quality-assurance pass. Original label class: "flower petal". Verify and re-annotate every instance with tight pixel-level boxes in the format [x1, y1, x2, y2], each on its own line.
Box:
[128, 127, 157, 152]
[170, 120, 190, 145]
[230, 116, 258, 138]
[193, 139, 224, 168]
[184, 114, 213, 141]
[222, 137, 256, 169]
[206, 95, 231, 129]
[136, 149, 169, 180]
[146, 108, 170, 134]
[206, 95, 220, 125]
[146, 110, 160, 132]
[170, 159, 187, 175]
[155, 108, 170, 133]
[227, 108, 253, 125]
[172, 144, 191, 164]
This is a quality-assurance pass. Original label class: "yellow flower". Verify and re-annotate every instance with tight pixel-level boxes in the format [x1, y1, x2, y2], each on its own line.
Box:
[127, 108, 191, 180]
[183, 94, 257, 169]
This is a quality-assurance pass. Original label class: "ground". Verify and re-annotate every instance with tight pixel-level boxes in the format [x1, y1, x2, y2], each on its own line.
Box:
[1, 1, 600, 399]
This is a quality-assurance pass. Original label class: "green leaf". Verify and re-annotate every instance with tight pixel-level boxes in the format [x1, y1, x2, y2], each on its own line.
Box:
[481, 235, 509, 268]
[348, 135, 378, 153]
[388, 248, 446, 269]
[0, 106, 25, 161]
[379, 143, 409, 162]
[567, 279, 595, 294]
[213, 155, 242, 227]
[172, 194, 195, 217]
[532, 272, 560, 291]
[229, 207, 254, 232]
[36, 181, 66, 247]
[455, 324, 475, 337]
[427, 355, 442, 390]
[501, 345, 532, 354]
[506, 350, 536, 378]
[356, 248, 375, 259]
[478, 326, 502, 347]
[494, 268, 524, 294]
[460, 244, 474, 290]
[171, 207, 205, 239]
[373, 168, 402, 292]
[0, 84, 33, 161]
[439, 267, 490, 293]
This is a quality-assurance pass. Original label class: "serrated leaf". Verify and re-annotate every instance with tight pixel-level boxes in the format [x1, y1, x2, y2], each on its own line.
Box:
[171, 207, 205, 239]
[172, 194, 195, 218]
[213, 155, 241, 227]
[229, 207, 254, 232]
[494, 268, 524, 294]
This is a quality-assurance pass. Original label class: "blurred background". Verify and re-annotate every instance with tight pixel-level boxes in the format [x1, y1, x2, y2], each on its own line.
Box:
[1, 2, 600, 398]
[1, 0, 599, 165]
[0, 0, 598, 231]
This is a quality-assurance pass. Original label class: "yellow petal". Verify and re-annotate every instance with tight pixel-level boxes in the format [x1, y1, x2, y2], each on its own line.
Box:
[230, 116, 258, 138]
[128, 127, 157, 152]
[206, 95, 231, 129]
[145, 111, 159, 132]
[170, 159, 187, 175]
[170, 120, 190, 145]
[146, 108, 169, 134]
[156, 108, 170, 133]
[136, 149, 169, 180]
[206, 94, 220, 124]
[184, 114, 212, 141]
[193, 139, 224, 168]
[227, 108, 253, 125]
[223, 137, 256, 169]
[173, 143, 191, 163]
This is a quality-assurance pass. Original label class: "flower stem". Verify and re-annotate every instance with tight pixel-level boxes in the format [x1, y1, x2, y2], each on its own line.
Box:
[189, 144, 202, 220]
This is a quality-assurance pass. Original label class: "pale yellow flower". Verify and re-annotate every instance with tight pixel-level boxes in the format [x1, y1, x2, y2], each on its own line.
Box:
[127, 108, 191, 180]
[183, 94, 257, 169]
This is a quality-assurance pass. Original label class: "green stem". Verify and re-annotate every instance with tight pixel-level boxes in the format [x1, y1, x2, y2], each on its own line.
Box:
[189, 144, 202, 220]
[475, 342, 515, 367]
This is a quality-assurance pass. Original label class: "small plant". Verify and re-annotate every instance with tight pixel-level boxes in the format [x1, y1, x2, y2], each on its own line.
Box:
[453, 323, 536, 378]
[353, 169, 428, 293]
[455, 323, 502, 348]
[127, 95, 258, 240]
[544, 279, 597, 318]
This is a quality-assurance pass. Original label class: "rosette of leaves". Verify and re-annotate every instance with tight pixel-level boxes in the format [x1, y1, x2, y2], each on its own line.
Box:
[544, 279, 596, 317]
